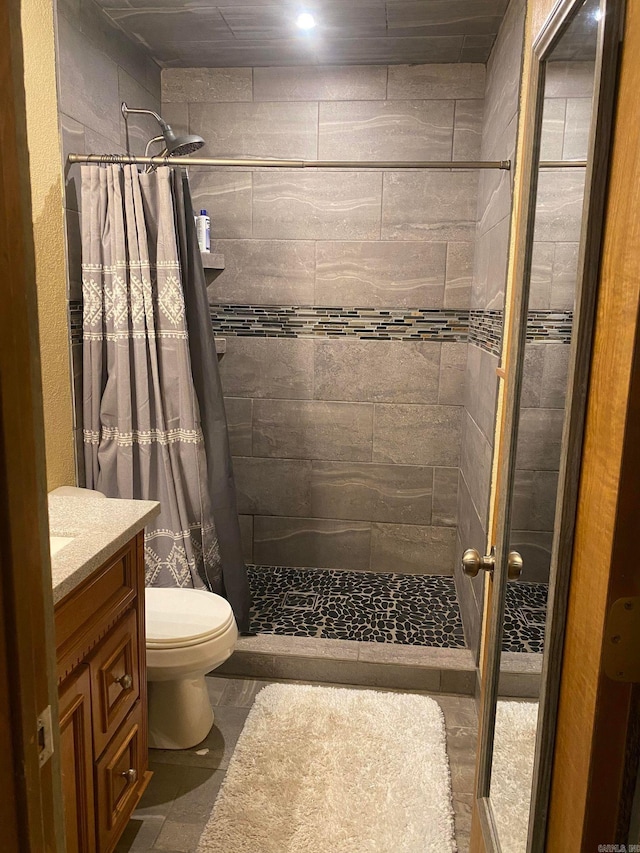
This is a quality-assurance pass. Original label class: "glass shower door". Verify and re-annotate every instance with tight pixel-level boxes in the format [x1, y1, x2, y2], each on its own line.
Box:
[468, 0, 623, 850]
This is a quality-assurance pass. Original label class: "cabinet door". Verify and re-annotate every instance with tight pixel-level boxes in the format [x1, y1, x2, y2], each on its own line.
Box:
[59, 665, 96, 853]
[89, 609, 140, 757]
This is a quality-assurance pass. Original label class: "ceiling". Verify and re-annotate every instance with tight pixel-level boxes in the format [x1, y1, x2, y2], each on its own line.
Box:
[97, 0, 511, 68]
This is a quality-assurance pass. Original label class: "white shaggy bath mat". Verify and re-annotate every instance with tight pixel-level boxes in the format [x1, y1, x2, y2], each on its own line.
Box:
[491, 701, 539, 853]
[197, 684, 456, 853]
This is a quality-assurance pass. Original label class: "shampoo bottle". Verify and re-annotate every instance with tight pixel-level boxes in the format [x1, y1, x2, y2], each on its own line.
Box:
[195, 209, 211, 253]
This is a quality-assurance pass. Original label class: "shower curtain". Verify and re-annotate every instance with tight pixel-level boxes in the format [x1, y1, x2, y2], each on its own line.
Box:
[80, 164, 250, 632]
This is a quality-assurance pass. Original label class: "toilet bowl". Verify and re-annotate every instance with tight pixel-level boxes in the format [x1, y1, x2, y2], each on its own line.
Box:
[145, 587, 238, 750]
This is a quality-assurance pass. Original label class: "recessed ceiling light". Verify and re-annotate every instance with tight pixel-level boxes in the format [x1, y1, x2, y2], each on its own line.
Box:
[296, 12, 316, 30]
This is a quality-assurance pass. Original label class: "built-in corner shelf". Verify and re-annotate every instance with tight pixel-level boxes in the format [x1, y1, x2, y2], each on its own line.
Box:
[214, 337, 226, 355]
[201, 252, 225, 270]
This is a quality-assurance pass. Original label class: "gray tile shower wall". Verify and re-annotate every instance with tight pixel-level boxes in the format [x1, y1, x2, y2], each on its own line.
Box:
[455, 0, 526, 658]
[58, 1, 162, 291]
[56, 0, 161, 484]
[161, 62, 488, 574]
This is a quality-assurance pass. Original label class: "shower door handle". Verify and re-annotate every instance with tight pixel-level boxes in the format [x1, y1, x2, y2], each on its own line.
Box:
[462, 548, 495, 577]
[462, 547, 523, 580]
[507, 550, 523, 580]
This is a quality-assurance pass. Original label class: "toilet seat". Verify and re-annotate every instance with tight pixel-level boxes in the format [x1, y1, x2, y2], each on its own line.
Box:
[146, 587, 235, 649]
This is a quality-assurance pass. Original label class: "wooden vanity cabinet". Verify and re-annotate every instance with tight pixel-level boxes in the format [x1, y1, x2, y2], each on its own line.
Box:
[59, 666, 96, 853]
[55, 532, 150, 853]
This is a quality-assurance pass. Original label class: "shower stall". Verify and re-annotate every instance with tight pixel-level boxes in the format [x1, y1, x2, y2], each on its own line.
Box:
[59, 0, 565, 693]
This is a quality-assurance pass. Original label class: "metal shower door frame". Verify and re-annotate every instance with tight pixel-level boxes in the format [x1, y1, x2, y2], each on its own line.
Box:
[472, 0, 625, 850]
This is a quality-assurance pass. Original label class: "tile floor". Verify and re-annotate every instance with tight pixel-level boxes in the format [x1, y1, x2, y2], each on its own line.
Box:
[248, 564, 548, 654]
[248, 565, 468, 648]
[503, 581, 548, 654]
[116, 675, 478, 853]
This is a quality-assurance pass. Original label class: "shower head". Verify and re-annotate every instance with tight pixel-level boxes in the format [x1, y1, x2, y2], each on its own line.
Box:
[163, 129, 205, 157]
[121, 102, 205, 158]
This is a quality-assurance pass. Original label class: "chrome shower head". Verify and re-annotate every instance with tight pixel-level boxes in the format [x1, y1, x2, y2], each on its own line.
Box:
[121, 102, 205, 158]
[162, 128, 205, 156]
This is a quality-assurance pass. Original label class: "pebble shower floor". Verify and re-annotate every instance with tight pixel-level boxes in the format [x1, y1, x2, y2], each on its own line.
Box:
[247, 565, 547, 654]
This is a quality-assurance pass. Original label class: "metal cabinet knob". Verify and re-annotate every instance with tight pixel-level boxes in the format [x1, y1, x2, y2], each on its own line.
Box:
[116, 673, 133, 690]
[462, 547, 524, 580]
[121, 768, 137, 783]
[462, 548, 495, 577]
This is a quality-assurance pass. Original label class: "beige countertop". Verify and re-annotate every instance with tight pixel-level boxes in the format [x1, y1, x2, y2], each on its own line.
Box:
[48, 494, 160, 604]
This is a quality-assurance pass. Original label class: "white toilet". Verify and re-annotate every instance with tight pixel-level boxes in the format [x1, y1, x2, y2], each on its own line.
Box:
[145, 587, 238, 750]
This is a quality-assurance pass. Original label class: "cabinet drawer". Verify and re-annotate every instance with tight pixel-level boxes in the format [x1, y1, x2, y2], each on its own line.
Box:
[56, 539, 138, 682]
[90, 609, 140, 758]
[95, 701, 145, 853]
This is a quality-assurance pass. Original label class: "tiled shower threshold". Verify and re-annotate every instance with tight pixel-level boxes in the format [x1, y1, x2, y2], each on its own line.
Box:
[219, 633, 476, 694]
[216, 565, 544, 698]
[217, 635, 542, 699]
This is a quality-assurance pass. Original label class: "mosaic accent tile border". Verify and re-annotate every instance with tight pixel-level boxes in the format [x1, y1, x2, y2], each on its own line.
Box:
[68, 298, 572, 354]
[469, 309, 503, 356]
[208, 306, 572, 350]
[469, 309, 573, 356]
[249, 564, 549, 653]
[210, 305, 470, 341]
[526, 310, 573, 342]
[69, 302, 82, 344]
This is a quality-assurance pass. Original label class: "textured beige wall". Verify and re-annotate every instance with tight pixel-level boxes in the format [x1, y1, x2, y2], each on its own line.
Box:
[21, 0, 75, 490]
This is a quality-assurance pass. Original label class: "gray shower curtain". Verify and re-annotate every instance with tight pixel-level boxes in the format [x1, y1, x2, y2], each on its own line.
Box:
[81, 163, 250, 631]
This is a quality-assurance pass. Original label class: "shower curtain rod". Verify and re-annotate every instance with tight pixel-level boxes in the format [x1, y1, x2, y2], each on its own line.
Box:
[68, 153, 512, 169]
[67, 154, 589, 170]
